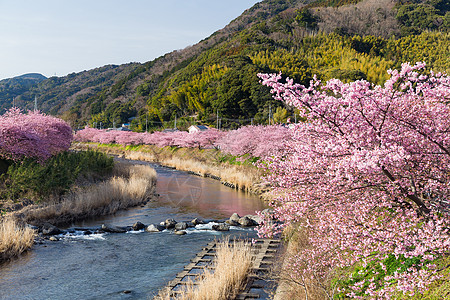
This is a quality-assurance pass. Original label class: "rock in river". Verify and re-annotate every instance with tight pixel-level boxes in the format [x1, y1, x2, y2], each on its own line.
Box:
[191, 218, 205, 225]
[239, 216, 257, 227]
[229, 213, 241, 223]
[225, 219, 240, 226]
[175, 222, 188, 230]
[212, 224, 230, 231]
[42, 224, 62, 236]
[164, 218, 177, 229]
[248, 215, 262, 225]
[132, 221, 146, 231]
[101, 224, 127, 233]
[174, 230, 187, 235]
[145, 224, 165, 232]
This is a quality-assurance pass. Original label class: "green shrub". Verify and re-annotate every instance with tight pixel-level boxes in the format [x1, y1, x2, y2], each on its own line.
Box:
[1, 151, 113, 201]
[0, 159, 11, 176]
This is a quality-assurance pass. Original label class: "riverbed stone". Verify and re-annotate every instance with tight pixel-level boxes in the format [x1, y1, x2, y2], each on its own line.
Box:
[248, 215, 262, 225]
[186, 222, 195, 228]
[164, 218, 177, 229]
[132, 221, 146, 231]
[42, 224, 62, 236]
[26, 224, 39, 231]
[239, 216, 257, 227]
[174, 230, 187, 235]
[212, 224, 230, 231]
[191, 218, 205, 225]
[175, 222, 188, 230]
[145, 224, 164, 232]
[229, 213, 241, 223]
[225, 219, 240, 226]
[101, 224, 127, 233]
[49, 236, 59, 241]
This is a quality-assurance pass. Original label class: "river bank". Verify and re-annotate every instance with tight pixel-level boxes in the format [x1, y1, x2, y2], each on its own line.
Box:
[71, 142, 272, 199]
[0, 160, 157, 263]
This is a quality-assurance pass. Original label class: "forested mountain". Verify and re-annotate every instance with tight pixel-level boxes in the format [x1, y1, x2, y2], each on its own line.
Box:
[0, 73, 47, 111]
[1, 0, 448, 130]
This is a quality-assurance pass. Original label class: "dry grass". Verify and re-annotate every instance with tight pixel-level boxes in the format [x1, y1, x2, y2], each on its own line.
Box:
[0, 218, 36, 262]
[273, 225, 330, 300]
[125, 151, 157, 162]
[159, 156, 258, 191]
[19, 163, 157, 225]
[155, 239, 253, 300]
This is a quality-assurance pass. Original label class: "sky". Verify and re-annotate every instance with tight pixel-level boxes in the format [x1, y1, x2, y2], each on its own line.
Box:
[0, 0, 261, 80]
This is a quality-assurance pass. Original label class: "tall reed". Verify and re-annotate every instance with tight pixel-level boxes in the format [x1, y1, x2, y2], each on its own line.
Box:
[156, 239, 253, 300]
[0, 218, 36, 262]
[21, 164, 157, 225]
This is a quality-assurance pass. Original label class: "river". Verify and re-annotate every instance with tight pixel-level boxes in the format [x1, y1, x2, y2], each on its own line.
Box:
[0, 162, 265, 300]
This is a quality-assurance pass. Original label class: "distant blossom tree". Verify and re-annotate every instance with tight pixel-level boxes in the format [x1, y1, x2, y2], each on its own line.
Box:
[115, 131, 143, 146]
[216, 125, 292, 159]
[0, 108, 72, 162]
[257, 62, 450, 298]
[73, 127, 100, 143]
[180, 129, 226, 149]
[73, 125, 288, 157]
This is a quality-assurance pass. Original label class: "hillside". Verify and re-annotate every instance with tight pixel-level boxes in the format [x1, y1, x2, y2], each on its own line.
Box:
[0, 0, 448, 129]
[0, 73, 47, 112]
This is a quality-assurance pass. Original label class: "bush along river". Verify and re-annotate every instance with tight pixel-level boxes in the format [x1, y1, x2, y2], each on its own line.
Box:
[0, 162, 266, 300]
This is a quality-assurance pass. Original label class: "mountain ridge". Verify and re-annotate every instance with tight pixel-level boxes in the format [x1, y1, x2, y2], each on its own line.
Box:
[11, 73, 47, 81]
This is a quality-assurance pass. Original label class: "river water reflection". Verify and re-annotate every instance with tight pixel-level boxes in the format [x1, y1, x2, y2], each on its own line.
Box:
[0, 163, 265, 300]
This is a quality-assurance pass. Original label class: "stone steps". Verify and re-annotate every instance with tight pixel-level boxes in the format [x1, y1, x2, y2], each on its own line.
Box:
[160, 238, 282, 299]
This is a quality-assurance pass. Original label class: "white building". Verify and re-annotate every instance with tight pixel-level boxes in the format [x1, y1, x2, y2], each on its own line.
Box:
[188, 125, 209, 134]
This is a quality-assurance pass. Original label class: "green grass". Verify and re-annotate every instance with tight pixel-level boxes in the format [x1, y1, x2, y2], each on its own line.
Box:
[395, 255, 450, 300]
[217, 153, 260, 166]
[333, 254, 449, 299]
[124, 144, 144, 151]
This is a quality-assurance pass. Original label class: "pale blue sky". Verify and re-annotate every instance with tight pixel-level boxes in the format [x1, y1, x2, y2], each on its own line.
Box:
[0, 0, 261, 80]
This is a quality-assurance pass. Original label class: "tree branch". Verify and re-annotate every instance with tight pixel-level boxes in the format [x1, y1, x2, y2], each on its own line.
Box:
[381, 167, 430, 215]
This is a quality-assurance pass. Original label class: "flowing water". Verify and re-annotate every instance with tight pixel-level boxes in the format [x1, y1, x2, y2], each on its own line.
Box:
[0, 163, 265, 300]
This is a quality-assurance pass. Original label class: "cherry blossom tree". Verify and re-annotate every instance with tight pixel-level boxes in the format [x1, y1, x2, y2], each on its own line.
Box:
[0, 108, 72, 162]
[217, 125, 292, 158]
[180, 129, 225, 149]
[96, 130, 122, 144]
[115, 131, 143, 146]
[73, 127, 100, 143]
[75, 128, 225, 150]
[257, 62, 450, 298]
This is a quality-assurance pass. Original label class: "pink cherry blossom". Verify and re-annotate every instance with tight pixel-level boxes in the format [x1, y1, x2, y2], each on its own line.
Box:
[0, 108, 72, 162]
[73, 126, 288, 159]
[257, 62, 450, 298]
